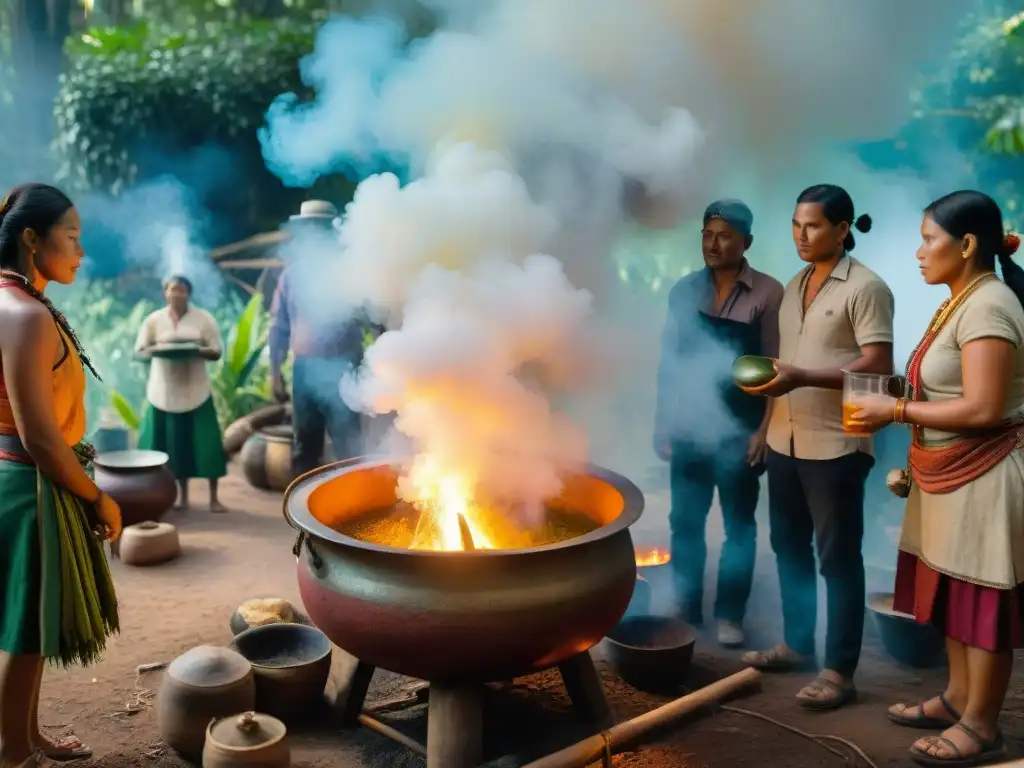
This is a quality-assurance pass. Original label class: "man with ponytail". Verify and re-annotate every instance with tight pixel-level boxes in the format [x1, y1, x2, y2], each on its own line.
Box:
[850, 191, 1024, 766]
[0, 183, 121, 767]
[739, 184, 895, 712]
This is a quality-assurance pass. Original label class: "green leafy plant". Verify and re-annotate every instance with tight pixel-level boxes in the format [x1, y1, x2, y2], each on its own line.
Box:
[108, 388, 142, 431]
[211, 291, 274, 428]
[52, 18, 318, 208]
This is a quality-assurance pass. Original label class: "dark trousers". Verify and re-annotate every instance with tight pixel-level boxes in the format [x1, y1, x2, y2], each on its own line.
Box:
[669, 441, 760, 625]
[766, 449, 873, 677]
[292, 357, 362, 476]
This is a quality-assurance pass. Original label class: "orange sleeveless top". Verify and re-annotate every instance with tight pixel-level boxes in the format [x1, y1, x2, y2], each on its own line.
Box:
[0, 283, 88, 446]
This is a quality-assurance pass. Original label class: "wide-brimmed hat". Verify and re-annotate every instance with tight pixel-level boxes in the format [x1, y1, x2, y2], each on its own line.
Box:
[289, 200, 338, 222]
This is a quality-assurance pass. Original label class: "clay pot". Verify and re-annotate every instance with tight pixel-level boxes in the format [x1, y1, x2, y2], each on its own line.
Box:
[156, 645, 256, 761]
[230, 623, 331, 722]
[118, 521, 180, 567]
[240, 426, 296, 492]
[94, 449, 177, 529]
[202, 711, 289, 768]
[223, 404, 291, 459]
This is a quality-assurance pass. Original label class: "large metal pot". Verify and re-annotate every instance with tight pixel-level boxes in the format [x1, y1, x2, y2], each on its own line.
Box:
[285, 458, 644, 684]
[94, 449, 177, 529]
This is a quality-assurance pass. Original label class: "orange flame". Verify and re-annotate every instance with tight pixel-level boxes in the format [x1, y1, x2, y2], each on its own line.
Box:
[635, 547, 670, 567]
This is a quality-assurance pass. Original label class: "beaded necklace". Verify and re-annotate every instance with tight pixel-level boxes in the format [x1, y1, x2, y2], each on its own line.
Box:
[0, 269, 102, 381]
[904, 271, 995, 444]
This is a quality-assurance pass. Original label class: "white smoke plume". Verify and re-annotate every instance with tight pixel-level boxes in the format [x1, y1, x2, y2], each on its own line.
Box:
[260, 0, 972, 509]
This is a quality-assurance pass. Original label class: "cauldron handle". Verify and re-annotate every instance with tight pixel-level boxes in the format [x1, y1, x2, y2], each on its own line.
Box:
[292, 531, 324, 571]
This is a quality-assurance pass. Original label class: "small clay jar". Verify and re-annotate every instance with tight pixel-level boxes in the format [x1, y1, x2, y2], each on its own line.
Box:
[157, 646, 256, 761]
[119, 521, 180, 566]
[202, 711, 289, 768]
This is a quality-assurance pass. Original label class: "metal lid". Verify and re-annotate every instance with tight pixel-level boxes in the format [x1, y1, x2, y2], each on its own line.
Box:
[207, 711, 287, 750]
[165, 645, 252, 688]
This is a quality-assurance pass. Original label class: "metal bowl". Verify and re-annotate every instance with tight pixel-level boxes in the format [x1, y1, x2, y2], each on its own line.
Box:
[94, 449, 170, 470]
[867, 592, 946, 669]
[151, 342, 201, 360]
[284, 458, 644, 683]
[605, 616, 697, 692]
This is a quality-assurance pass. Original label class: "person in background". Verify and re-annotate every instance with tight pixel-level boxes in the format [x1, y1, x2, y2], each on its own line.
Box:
[653, 198, 784, 648]
[740, 184, 894, 711]
[269, 200, 366, 476]
[135, 275, 228, 512]
[851, 191, 1024, 767]
[0, 183, 121, 767]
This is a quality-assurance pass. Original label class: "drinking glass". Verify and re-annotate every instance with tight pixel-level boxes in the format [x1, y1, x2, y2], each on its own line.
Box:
[842, 371, 898, 436]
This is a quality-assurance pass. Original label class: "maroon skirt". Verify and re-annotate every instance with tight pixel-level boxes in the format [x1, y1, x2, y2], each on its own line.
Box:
[893, 551, 1024, 652]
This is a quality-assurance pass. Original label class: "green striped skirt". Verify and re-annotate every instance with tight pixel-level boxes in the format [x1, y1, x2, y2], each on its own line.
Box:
[0, 439, 119, 666]
[138, 397, 227, 480]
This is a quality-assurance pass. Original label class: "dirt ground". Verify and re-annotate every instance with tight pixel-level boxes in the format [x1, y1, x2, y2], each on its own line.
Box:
[41, 464, 1024, 768]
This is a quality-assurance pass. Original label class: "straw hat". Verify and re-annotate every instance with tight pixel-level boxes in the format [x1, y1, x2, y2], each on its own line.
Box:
[289, 200, 338, 222]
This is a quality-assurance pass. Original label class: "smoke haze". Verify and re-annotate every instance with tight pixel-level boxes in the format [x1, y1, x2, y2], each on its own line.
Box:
[260, 0, 974, 513]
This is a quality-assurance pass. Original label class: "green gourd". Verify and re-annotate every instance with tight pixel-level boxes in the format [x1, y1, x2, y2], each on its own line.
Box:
[731, 355, 778, 389]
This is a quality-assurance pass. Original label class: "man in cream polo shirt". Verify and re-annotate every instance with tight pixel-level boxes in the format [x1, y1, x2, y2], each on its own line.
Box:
[740, 185, 894, 712]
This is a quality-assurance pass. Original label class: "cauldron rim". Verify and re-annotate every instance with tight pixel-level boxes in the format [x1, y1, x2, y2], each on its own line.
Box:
[283, 456, 644, 558]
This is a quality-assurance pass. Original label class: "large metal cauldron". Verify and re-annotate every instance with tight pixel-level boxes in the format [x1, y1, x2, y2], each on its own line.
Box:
[284, 458, 644, 684]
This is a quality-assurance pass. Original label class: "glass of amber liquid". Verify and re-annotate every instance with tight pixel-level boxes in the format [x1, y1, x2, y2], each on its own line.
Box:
[842, 371, 892, 436]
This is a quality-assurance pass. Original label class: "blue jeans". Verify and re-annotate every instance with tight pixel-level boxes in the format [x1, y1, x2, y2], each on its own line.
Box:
[669, 439, 760, 625]
[291, 357, 362, 476]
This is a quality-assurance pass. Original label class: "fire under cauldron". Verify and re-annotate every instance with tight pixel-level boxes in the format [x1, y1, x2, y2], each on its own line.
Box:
[284, 457, 645, 768]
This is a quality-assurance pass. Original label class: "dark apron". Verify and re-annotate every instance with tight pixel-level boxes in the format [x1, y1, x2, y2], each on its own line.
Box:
[672, 310, 766, 466]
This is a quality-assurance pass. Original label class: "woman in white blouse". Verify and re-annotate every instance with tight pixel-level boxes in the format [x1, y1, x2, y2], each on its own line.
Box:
[134, 275, 228, 512]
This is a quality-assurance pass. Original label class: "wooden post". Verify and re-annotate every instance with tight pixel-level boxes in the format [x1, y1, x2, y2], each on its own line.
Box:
[426, 683, 483, 768]
[325, 649, 376, 727]
[558, 652, 613, 729]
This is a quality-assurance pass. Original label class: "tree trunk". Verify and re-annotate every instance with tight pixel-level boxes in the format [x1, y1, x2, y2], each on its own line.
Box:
[8, 0, 71, 149]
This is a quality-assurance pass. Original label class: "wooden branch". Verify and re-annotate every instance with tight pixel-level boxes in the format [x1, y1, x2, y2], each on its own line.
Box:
[520, 668, 762, 768]
[209, 231, 289, 262]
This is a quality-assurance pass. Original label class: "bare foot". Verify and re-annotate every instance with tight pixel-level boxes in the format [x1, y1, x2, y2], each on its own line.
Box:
[209, 500, 228, 514]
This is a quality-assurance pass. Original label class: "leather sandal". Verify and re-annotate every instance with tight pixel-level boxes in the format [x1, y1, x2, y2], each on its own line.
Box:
[796, 677, 857, 711]
[41, 736, 91, 762]
[741, 645, 815, 672]
[910, 722, 1006, 767]
[888, 694, 961, 730]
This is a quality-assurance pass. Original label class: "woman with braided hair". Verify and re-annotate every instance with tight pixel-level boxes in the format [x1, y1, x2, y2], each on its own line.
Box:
[0, 183, 121, 768]
[849, 190, 1024, 767]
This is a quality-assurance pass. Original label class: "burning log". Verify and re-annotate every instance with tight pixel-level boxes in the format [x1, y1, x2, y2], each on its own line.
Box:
[458, 513, 476, 551]
[519, 667, 762, 768]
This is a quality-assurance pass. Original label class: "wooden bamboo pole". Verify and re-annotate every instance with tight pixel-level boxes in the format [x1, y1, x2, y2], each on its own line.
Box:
[520, 667, 762, 768]
[356, 713, 427, 756]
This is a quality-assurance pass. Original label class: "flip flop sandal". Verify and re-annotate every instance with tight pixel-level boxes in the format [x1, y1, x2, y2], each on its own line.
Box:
[43, 737, 92, 762]
[796, 677, 857, 711]
[741, 648, 816, 672]
[888, 694, 962, 730]
[910, 722, 1006, 767]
